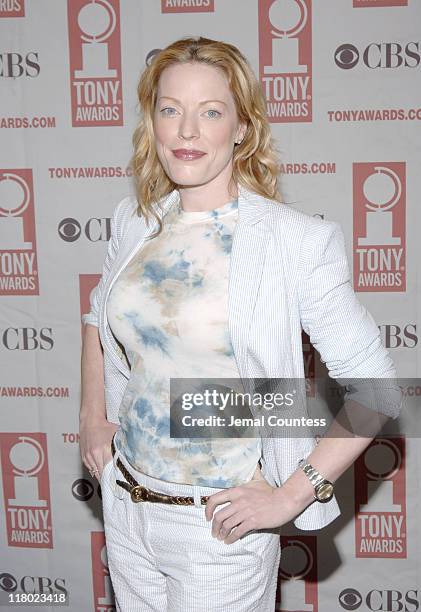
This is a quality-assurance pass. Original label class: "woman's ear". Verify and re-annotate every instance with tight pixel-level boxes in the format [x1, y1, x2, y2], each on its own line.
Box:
[236, 122, 248, 144]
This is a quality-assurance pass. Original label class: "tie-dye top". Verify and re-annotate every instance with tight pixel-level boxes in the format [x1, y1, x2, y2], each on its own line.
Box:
[107, 197, 262, 487]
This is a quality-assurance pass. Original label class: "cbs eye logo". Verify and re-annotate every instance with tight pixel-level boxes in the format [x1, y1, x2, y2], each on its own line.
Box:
[339, 588, 362, 610]
[0, 573, 17, 593]
[72, 478, 102, 501]
[58, 218, 81, 242]
[334, 44, 359, 69]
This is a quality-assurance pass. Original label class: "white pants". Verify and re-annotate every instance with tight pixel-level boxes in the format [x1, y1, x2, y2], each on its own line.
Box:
[101, 439, 281, 612]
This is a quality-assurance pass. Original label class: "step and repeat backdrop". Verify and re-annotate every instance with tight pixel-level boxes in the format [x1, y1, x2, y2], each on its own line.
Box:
[1, 1, 420, 610]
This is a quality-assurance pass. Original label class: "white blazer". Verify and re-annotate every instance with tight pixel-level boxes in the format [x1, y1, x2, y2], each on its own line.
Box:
[82, 183, 400, 530]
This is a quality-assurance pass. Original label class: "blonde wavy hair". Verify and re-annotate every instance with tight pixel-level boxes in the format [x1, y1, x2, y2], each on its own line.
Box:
[130, 35, 282, 238]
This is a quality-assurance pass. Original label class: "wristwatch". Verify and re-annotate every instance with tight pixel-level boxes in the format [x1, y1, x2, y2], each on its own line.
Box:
[297, 458, 334, 503]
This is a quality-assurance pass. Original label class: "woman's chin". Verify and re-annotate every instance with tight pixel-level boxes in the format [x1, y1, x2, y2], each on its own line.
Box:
[167, 175, 210, 189]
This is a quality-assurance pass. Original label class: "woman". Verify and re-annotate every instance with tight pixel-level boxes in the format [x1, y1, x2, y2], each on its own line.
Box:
[80, 36, 401, 611]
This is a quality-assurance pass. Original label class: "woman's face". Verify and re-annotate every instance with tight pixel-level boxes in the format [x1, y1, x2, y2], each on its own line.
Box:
[152, 62, 246, 190]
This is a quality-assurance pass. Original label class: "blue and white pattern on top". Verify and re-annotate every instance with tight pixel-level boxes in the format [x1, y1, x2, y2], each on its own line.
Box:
[107, 197, 261, 487]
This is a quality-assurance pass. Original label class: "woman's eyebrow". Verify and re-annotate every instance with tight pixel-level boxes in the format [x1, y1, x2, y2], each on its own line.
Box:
[158, 96, 227, 107]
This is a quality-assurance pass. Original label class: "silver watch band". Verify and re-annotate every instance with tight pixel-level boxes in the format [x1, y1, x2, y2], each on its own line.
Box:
[302, 463, 326, 487]
[298, 459, 326, 487]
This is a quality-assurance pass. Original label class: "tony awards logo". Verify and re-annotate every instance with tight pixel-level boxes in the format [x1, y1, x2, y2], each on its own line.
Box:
[0, 170, 38, 295]
[355, 438, 406, 558]
[68, 0, 123, 126]
[358, 167, 401, 247]
[276, 536, 318, 611]
[259, 0, 312, 122]
[75, 0, 117, 79]
[264, 0, 308, 74]
[9, 437, 47, 508]
[91, 533, 116, 608]
[0, 174, 32, 250]
[353, 163, 406, 292]
[0, 433, 53, 547]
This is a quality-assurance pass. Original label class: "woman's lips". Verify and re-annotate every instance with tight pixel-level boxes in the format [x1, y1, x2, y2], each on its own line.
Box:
[172, 149, 207, 161]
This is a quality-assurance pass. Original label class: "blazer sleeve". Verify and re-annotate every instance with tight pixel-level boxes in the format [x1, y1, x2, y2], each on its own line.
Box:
[297, 219, 403, 419]
[81, 196, 131, 328]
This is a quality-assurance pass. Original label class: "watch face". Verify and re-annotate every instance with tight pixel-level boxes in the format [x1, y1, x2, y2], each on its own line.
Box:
[315, 482, 334, 502]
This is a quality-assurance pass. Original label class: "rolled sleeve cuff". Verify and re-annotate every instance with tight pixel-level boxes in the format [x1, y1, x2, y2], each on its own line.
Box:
[81, 312, 99, 327]
[343, 379, 404, 420]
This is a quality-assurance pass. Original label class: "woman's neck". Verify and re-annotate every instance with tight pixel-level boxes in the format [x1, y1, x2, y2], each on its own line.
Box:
[177, 175, 238, 212]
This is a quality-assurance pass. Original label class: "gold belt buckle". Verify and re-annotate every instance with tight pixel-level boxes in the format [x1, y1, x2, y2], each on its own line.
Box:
[130, 485, 149, 503]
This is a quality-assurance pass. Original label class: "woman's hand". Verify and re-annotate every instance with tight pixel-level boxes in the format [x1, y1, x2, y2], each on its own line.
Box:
[204, 479, 307, 544]
[79, 417, 120, 481]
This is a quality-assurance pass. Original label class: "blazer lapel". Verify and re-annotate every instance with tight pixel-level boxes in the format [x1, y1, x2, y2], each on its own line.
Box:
[100, 190, 180, 374]
[229, 185, 272, 377]
[111, 189, 180, 274]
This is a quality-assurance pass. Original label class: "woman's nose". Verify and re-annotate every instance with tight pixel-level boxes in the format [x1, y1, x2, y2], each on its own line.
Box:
[178, 113, 200, 140]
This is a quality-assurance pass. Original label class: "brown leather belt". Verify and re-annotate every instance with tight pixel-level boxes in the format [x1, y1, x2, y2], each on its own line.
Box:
[111, 435, 211, 505]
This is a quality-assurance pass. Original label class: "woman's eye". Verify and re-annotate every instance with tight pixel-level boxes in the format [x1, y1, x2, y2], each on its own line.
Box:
[160, 107, 177, 115]
[205, 109, 222, 119]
